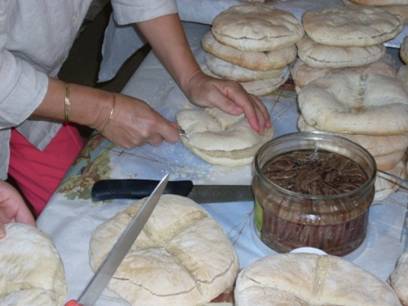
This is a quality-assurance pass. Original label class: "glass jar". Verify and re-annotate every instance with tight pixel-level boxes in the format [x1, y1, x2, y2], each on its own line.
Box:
[252, 132, 376, 256]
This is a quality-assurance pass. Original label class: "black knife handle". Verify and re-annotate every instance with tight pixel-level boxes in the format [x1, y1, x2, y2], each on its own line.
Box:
[91, 179, 193, 201]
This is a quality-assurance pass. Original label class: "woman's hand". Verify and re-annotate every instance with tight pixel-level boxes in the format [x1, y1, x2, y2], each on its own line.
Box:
[185, 71, 271, 133]
[98, 94, 180, 148]
[0, 181, 35, 238]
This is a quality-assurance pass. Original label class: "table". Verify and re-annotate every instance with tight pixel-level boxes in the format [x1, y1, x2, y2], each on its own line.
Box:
[38, 22, 408, 305]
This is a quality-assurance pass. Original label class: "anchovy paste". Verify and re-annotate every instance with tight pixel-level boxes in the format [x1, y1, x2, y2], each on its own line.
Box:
[253, 149, 375, 256]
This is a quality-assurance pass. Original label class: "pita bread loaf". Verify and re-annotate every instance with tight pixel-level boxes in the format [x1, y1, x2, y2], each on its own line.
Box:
[350, 0, 408, 5]
[90, 194, 239, 306]
[212, 4, 304, 51]
[298, 70, 408, 135]
[343, 0, 408, 24]
[235, 254, 402, 306]
[240, 70, 289, 96]
[401, 36, 408, 64]
[202, 31, 296, 71]
[303, 7, 403, 47]
[206, 53, 287, 82]
[0, 223, 67, 306]
[297, 36, 385, 68]
[390, 252, 408, 306]
[176, 108, 273, 166]
[298, 116, 408, 169]
[291, 59, 397, 90]
[201, 63, 289, 96]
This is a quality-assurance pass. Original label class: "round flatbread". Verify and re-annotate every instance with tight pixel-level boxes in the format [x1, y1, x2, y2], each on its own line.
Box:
[177, 108, 273, 166]
[235, 254, 402, 306]
[303, 7, 402, 46]
[389, 252, 408, 306]
[240, 69, 289, 96]
[201, 63, 289, 96]
[202, 31, 296, 71]
[90, 195, 239, 306]
[298, 70, 408, 135]
[291, 58, 397, 90]
[212, 4, 304, 51]
[0, 223, 67, 306]
[297, 36, 385, 68]
[206, 53, 287, 82]
[343, 0, 408, 24]
[297, 116, 408, 168]
[401, 36, 408, 64]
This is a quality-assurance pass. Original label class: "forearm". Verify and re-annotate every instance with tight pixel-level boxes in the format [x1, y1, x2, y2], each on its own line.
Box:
[33, 78, 114, 129]
[135, 14, 200, 93]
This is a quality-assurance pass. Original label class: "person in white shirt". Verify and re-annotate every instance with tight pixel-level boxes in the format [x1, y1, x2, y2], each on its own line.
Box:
[0, 0, 270, 231]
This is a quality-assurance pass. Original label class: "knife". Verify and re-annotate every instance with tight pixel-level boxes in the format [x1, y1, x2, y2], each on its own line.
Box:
[91, 179, 253, 204]
[65, 174, 169, 306]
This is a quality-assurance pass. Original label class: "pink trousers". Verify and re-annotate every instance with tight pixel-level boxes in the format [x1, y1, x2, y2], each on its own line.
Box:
[8, 125, 85, 217]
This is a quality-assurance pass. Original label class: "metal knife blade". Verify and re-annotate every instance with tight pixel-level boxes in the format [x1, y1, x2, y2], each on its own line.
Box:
[77, 174, 169, 306]
[91, 179, 253, 203]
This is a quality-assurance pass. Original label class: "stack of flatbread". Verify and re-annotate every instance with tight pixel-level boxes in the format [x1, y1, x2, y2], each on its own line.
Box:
[292, 7, 403, 92]
[295, 7, 407, 200]
[202, 3, 304, 96]
[343, 0, 408, 25]
[297, 68, 408, 200]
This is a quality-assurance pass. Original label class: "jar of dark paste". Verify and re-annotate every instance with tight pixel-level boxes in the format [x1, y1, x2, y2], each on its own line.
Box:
[252, 132, 376, 256]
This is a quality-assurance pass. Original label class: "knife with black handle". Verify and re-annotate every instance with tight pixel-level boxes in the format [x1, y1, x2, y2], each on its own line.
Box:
[91, 179, 253, 204]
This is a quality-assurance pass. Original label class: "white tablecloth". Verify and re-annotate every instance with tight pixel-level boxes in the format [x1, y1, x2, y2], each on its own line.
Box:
[39, 22, 407, 305]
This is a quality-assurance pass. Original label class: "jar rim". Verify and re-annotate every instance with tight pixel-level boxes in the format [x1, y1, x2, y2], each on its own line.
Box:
[253, 131, 377, 201]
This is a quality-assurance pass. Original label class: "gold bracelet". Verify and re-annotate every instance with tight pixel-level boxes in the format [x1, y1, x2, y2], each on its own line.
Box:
[100, 94, 117, 133]
[64, 83, 71, 122]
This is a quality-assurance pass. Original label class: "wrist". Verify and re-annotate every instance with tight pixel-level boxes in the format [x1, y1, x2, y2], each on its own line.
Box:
[66, 83, 115, 129]
[180, 69, 203, 96]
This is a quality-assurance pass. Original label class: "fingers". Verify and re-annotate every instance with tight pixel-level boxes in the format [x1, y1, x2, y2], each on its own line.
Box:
[156, 119, 179, 143]
[250, 95, 271, 129]
[223, 85, 270, 132]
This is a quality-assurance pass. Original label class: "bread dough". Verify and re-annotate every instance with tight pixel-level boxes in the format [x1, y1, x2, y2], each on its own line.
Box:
[0, 223, 67, 306]
[176, 108, 273, 166]
[202, 31, 296, 71]
[303, 7, 402, 46]
[297, 36, 385, 68]
[389, 252, 408, 306]
[298, 70, 408, 135]
[206, 53, 287, 82]
[90, 195, 239, 306]
[212, 4, 303, 51]
[291, 59, 397, 90]
[235, 254, 402, 306]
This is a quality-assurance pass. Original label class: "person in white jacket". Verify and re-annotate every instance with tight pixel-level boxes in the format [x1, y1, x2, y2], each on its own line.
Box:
[0, 0, 270, 228]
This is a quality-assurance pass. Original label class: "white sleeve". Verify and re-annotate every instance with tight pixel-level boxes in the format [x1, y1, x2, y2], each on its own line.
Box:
[110, 0, 178, 25]
[0, 5, 48, 129]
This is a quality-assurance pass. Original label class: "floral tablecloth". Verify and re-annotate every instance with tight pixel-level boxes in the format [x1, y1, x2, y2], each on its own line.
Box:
[38, 22, 407, 305]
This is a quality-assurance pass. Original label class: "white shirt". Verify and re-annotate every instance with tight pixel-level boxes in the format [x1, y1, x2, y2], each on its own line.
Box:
[0, 0, 177, 179]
